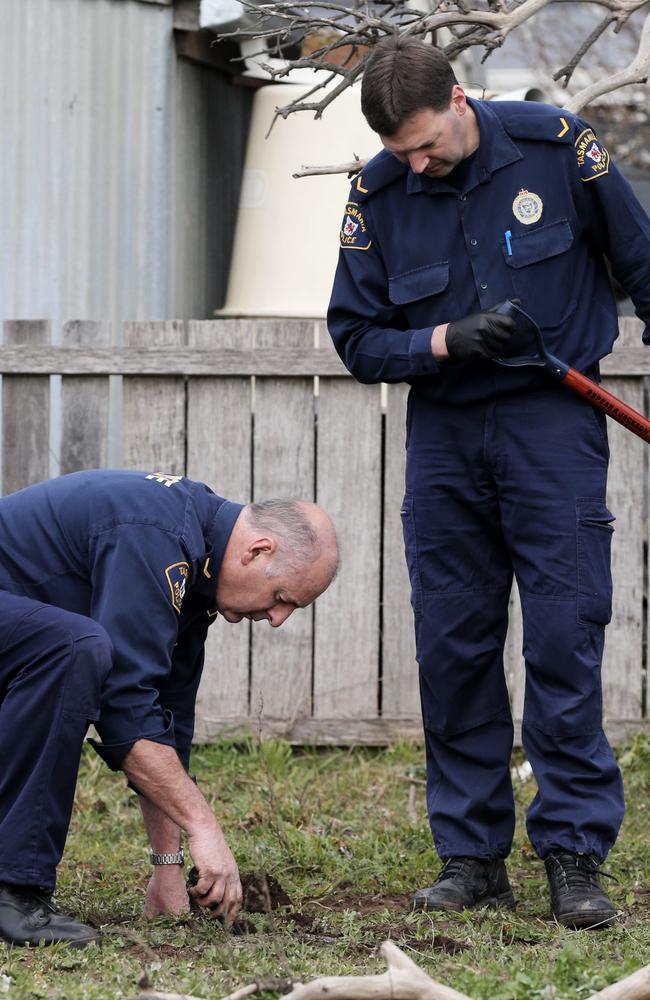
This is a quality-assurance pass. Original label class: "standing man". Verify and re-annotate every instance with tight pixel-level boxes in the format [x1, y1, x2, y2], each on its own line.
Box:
[0, 469, 338, 947]
[328, 36, 650, 928]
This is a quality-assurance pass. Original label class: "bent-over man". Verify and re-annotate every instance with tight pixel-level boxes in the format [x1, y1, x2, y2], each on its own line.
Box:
[0, 469, 338, 947]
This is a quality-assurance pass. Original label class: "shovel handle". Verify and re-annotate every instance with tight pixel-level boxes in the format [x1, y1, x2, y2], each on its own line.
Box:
[563, 366, 650, 444]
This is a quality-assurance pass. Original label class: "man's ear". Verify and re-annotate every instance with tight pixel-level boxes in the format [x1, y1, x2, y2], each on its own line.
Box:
[450, 84, 467, 116]
[241, 536, 277, 565]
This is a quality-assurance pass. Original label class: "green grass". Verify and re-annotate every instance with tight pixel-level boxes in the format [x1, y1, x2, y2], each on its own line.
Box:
[1, 733, 648, 999]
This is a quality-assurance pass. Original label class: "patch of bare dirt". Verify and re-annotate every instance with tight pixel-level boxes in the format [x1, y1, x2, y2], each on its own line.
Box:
[302, 889, 413, 915]
[241, 871, 292, 912]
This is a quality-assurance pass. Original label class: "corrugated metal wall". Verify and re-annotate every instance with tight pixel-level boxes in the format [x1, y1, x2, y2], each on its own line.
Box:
[0, 0, 252, 482]
[0, 0, 251, 332]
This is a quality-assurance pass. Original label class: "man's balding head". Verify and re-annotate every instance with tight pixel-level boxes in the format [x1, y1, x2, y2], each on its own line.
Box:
[215, 499, 339, 628]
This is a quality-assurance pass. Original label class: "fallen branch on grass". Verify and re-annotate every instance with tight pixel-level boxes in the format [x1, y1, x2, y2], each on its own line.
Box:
[283, 940, 473, 999]
[282, 949, 650, 1000]
[587, 962, 650, 999]
[123, 947, 650, 1000]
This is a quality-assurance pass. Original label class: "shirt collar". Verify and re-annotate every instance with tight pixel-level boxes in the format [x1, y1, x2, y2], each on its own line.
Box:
[194, 499, 244, 599]
[407, 97, 522, 197]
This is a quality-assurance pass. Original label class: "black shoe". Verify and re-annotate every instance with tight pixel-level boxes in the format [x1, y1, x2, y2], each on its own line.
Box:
[544, 852, 618, 929]
[412, 857, 516, 913]
[0, 884, 100, 948]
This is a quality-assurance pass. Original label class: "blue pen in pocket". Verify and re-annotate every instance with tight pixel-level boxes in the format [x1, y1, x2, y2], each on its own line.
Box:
[504, 230, 513, 256]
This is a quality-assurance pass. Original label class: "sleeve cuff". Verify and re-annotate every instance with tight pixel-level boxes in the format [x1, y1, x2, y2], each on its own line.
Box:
[87, 712, 177, 771]
[409, 327, 441, 375]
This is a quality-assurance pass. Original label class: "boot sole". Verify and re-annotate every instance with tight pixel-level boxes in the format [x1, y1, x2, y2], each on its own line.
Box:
[0, 929, 100, 949]
[552, 908, 617, 930]
[413, 890, 516, 913]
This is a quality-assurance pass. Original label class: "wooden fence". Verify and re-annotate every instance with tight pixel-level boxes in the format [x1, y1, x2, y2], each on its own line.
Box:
[1, 317, 648, 745]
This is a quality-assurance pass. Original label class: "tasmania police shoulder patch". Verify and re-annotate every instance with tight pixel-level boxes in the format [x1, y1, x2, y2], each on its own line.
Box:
[165, 561, 189, 613]
[339, 202, 372, 251]
[575, 127, 610, 182]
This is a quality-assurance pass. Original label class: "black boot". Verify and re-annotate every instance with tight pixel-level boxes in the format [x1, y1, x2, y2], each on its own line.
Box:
[544, 852, 617, 929]
[0, 884, 100, 948]
[412, 857, 516, 913]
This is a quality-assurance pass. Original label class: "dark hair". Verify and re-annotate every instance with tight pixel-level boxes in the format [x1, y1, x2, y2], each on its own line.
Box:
[361, 36, 457, 136]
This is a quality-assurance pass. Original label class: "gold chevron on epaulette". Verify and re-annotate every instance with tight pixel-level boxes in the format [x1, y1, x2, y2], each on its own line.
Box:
[347, 150, 408, 200]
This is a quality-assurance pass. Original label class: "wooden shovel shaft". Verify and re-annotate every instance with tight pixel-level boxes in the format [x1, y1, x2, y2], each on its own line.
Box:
[563, 366, 650, 443]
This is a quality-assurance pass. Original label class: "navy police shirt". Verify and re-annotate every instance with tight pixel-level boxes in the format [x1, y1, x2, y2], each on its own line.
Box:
[328, 99, 650, 404]
[0, 469, 243, 770]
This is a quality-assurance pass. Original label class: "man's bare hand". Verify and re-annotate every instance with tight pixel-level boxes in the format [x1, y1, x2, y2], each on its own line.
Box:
[123, 742, 242, 924]
[187, 825, 242, 924]
[144, 866, 190, 918]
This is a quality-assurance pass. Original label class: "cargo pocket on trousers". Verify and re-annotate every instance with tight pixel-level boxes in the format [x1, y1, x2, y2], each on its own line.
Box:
[576, 498, 614, 626]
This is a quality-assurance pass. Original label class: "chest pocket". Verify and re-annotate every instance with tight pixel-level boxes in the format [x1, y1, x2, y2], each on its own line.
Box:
[388, 262, 458, 327]
[502, 220, 576, 329]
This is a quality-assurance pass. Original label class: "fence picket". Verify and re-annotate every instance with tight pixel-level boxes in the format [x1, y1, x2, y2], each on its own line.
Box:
[604, 376, 645, 721]
[2, 321, 50, 495]
[187, 320, 253, 728]
[122, 321, 186, 474]
[313, 371, 382, 719]
[250, 320, 315, 722]
[602, 322, 646, 721]
[382, 383, 419, 718]
[61, 321, 111, 473]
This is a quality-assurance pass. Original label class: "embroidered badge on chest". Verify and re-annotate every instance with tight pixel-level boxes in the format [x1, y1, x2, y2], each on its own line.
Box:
[512, 189, 543, 225]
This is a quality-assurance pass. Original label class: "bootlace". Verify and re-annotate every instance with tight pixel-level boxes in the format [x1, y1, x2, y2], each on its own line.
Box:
[14, 886, 59, 915]
[435, 857, 477, 883]
[547, 852, 617, 890]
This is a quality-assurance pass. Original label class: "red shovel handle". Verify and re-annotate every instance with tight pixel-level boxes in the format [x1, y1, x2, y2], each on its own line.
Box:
[563, 367, 650, 444]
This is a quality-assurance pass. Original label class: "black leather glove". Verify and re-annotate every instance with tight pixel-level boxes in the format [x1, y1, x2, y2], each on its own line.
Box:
[445, 309, 515, 362]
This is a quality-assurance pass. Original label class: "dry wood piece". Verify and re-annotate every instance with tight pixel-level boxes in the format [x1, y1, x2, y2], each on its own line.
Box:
[282, 953, 650, 1000]
[121, 952, 650, 1000]
[220, 980, 295, 1000]
[586, 963, 650, 1000]
[283, 940, 473, 999]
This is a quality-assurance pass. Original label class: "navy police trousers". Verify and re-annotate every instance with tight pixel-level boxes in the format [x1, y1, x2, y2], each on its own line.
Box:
[401, 386, 625, 862]
[0, 593, 112, 891]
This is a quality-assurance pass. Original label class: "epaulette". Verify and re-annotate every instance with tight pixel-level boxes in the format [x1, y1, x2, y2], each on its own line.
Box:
[488, 100, 576, 145]
[350, 148, 408, 202]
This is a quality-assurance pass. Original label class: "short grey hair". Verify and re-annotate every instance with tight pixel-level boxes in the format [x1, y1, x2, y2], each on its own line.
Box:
[245, 498, 322, 576]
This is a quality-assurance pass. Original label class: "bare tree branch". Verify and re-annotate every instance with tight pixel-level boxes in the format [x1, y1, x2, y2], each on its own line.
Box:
[211, 0, 650, 121]
[284, 940, 474, 999]
[293, 158, 367, 177]
[566, 7, 650, 110]
[554, 14, 616, 86]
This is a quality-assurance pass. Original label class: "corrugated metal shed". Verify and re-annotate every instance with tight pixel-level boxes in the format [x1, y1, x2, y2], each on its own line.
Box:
[0, 0, 251, 482]
[0, 0, 251, 334]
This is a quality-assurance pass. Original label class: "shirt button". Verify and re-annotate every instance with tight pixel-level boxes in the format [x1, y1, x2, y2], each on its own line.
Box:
[480, 281, 488, 289]
[459, 194, 467, 202]
[470, 238, 478, 246]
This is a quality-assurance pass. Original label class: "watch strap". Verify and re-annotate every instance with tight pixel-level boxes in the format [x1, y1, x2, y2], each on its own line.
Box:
[150, 849, 185, 866]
